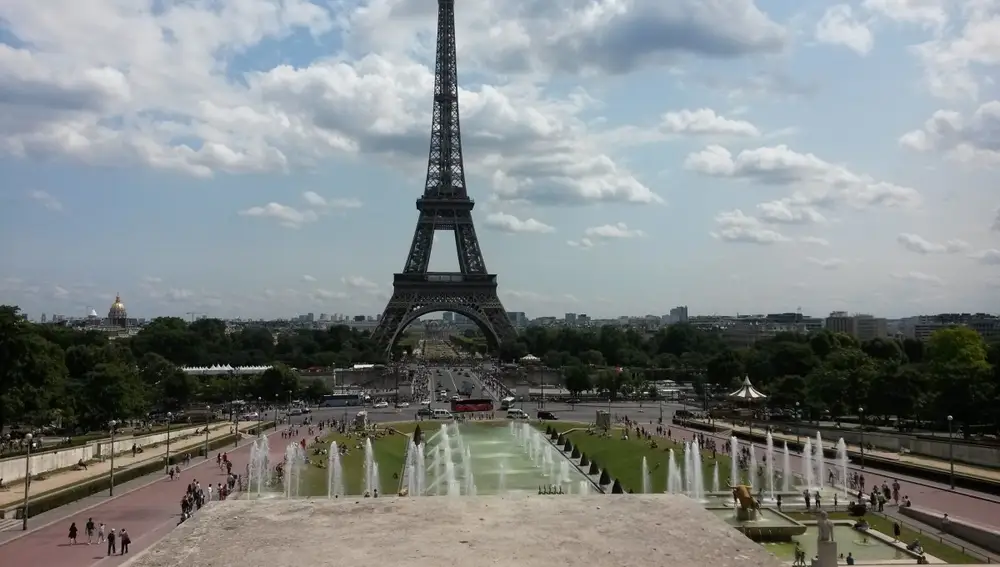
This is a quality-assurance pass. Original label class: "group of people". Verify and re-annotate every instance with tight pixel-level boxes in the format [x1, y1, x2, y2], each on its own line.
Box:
[66, 518, 131, 556]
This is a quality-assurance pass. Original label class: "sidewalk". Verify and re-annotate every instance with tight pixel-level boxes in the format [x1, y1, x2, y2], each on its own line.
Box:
[876, 505, 1000, 564]
[694, 419, 1000, 483]
[0, 421, 258, 510]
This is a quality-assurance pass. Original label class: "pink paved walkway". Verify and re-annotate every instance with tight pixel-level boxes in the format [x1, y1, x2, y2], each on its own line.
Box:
[669, 425, 1000, 528]
[0, 429, 287, 567]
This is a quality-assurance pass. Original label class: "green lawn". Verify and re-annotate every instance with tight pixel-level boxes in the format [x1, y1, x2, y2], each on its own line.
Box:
[784, 511, 983, 564]
[298, 424, 413, 496]
[538, 421, 733, 494]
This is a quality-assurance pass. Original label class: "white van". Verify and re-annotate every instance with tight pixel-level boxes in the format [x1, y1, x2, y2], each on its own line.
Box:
[500, 397, 515, 410]
[506, 408, 529, 420]
[432, 408, 453, 420]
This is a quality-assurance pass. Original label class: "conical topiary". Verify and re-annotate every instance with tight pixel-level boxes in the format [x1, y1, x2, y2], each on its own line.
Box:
[413, 424, 423, 446]
[580, 453, 589, 467]
[546, 425, 553, 436]
[611, 479, 624, 494]
[599, 469, 611, 485]
[589, 461, 599, 475]
[571, 446, 581, 459]
[557, 434, 565, 444]
[563, 440, 572, 452]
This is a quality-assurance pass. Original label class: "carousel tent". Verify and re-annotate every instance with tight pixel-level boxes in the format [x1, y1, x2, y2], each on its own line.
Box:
[728, 376, 767, 401]
[519, 354, 540, 364]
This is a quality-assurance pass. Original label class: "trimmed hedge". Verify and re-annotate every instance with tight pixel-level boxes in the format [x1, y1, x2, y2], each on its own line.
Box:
[579, 453, 589, 467]
[611, 479, 624, 494]
[571, 447, 580, 459]
[22, 423, 273, 520]
[598, 469, 611, 486]
[562, 440, 572, 452]
[588, 461, 599, 475]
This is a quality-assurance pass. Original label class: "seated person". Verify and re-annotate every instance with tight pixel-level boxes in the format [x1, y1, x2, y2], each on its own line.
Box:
[852, 519, 869, 530]
[77, 458, 89, 470]
[906, 539, 923, 554]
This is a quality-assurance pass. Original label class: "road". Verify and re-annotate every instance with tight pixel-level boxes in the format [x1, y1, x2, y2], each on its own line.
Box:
[0, 427, 288, 567]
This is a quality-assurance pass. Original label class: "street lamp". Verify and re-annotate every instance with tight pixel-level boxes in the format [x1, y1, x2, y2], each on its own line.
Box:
[795, 402, 801, 445]
[858, 407, 865, 470]
[21, 433, 32, 530]
[203, 406, 210, 459]
[947, 415, 955, 489]
[165, 412, 173, 474]
[274, 394, 279, 430]
[257, 397, 263, 435]
[108, 420, 118, 496]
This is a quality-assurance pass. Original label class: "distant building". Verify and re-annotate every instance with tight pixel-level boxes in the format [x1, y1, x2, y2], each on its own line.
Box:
[824, 312, 887, 341]
[108, 293, 128, 327]
[900, 314, 1000, 341]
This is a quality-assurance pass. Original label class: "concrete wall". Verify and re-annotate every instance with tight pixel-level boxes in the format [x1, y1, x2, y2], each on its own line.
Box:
[780, 424, 1000, 469]
[899, 505, 1000, 555]
[0, 425, 208, 484]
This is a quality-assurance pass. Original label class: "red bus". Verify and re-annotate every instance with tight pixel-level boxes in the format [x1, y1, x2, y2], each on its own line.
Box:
[450, 398, 493, 413]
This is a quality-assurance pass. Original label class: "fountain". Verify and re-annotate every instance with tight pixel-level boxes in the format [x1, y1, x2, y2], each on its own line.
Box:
[836, 438, 849, 494]
[283, 442, 305, 498]
[748, 443, 758, 489]
[815, 432, 825, 488]
[363, 438, 380, 496]
[685, 441, 705, 501]
[498, 461, 507, 494]
[328, 441, 344, 498]
[765, 431, 775, 501]
[404, 439, 427, 496]
[802, 438, 815, 490]
[782, 442, 791, 493]
[641, 457, 651, 493]
[712, 462, 720, 493]
[729, 436, 739, 487]
[666, 449, 683, 494]
[247, 435, 271, 498]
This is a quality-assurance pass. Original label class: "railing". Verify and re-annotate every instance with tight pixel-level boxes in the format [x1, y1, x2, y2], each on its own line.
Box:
[866, 508, 995, 564]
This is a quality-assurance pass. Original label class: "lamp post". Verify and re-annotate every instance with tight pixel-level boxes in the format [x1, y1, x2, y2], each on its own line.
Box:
[947, 415, 955, 489]
[858, 407, 865, 470]
[21, 433, 32, 530]
[165, 412, 173, 474]
[108, 420, 118, 496]
[203, 406, 210, 459]
[795, 402, 801, 446]
[274, 394, 279, 430]
[257, 397, 263, 435]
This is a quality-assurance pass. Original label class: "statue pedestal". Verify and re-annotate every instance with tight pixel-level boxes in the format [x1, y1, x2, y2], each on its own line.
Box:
[816, 540, 838, 567]
[735, 507, 758, 521]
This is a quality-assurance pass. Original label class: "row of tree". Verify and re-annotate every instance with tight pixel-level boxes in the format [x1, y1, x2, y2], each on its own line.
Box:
[0, 307, 342, 434]
[477, 325, 1000, 433]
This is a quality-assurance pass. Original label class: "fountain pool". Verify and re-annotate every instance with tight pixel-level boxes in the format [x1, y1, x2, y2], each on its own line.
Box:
[762, 525, 917, 562]
[415, 422, 593, 495]
[707, 507, 806, 541]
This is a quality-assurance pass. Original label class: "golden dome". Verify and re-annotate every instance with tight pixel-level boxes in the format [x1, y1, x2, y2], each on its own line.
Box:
[108, 293, 127, 321]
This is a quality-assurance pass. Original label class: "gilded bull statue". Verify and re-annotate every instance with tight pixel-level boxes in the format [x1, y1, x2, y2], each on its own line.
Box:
[729, 483, 760, 521]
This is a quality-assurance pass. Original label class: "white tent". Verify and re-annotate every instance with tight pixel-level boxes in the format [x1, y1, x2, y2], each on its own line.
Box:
[180, 365, 273, 376]
[520, 354, 540, 363]
[728, 376, 767, 401]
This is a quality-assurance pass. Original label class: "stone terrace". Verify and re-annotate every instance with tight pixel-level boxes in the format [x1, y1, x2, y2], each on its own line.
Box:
[123, 495, 784, 567]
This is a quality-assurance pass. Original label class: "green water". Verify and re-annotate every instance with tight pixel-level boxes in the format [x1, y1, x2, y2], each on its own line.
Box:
[764, 526, 912, 562]
[423, 423, 593, 494]
[707, 508, 802, 528]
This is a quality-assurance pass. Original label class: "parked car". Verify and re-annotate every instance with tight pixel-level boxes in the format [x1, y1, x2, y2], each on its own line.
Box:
[537, 411, 557, 420]
[373, 401, 389, 409]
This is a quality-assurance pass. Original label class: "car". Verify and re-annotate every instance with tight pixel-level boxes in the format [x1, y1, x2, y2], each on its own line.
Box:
[373, 401, 389, 409]
[566, 398, 581, 405]
[416, 408, 433, 417]
[396, 402, 410, 408]
[537, 411, 557, 420]
[420, 399, 432, 405]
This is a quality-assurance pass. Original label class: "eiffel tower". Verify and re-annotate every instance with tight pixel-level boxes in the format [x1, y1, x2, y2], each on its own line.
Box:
[370, 0, 516, 354]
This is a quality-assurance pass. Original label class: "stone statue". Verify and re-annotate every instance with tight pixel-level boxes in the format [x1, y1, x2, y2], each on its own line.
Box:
[730, 484, 760, 511]
[817, 511, 835, 543]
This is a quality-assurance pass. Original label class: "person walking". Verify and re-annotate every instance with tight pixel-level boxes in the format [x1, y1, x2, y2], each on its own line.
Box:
[97, 523, 106, 544]
[120, 528, 131, 554]
[85, 518, 95, 544]
[68, 522, 78, 545]
[106, 528, 117, 556]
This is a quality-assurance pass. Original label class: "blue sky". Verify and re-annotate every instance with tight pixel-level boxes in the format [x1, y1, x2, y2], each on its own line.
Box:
[1, 0, 998, 320]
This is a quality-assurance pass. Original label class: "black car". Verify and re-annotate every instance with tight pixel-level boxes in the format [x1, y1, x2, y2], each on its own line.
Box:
[416, 408, 433, 417]
[565, 398, 581, 405]
[537, 411, 558, 420]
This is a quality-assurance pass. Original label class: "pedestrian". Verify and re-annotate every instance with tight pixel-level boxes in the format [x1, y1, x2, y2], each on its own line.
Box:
[893, 522, 901, 541]
[98, 523, 106, 544]
[68, 522, 78, 545]
[86, 517, 95, 544]
[107, 528, 117, 556]
[120, 528, 131, 554]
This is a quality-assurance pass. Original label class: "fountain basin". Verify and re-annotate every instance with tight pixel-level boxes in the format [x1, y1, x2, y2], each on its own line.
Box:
[707, 507, 807, 542]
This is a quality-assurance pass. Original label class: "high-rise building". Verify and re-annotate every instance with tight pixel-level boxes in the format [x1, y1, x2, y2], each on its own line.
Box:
[565, 313, 577, 325]
[669, 306, 689, 324]
[824, 312, 887, 341]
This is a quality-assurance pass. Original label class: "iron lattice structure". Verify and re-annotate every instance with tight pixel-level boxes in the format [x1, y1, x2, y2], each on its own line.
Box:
[370, 0, 516, 354]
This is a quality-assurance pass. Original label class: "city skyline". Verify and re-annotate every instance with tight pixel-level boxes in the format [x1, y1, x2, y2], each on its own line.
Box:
[2, 0, 999, 319]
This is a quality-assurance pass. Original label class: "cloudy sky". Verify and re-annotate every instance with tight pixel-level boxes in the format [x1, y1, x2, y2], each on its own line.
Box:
[1, 0, 998, 320]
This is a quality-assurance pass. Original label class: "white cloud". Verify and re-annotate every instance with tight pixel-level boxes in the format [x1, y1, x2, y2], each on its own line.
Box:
[685, 144, 921, 211]
[567, 238, 594, 249]
[659, 108, 761, 137]
[311, 288, 348, 300]
[900, 102, 1000, 166]
[896, 233, 971, 254]
[800, 236, 831, 247]
[302, 191, 363, 209]
[970, 249, 1000, 265]
[483, 212, 555, 234]
[584, 222, 645, 240]
[862, 0, 947, 29]
[816, 5, 875, 56]
[239, 202, 319, 229]
[710, 210, 788, 245]
[891, 271, 944, 286]
[52, 285, 70, 299]
[28, 190, 63, 211]
[807, 257, 846, 269]
[342, 276, 378, 292]
[757, 200, 827, 225]
[302, 275, 317, 282]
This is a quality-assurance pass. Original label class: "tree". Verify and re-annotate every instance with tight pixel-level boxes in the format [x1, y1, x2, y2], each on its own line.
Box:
[257, 363, 300, 401]
[0, 306, 68, 431]
[562, 365, 591, 396]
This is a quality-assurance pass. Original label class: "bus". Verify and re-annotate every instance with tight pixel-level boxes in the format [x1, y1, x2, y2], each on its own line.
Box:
[500, 397, 515, 410]
[450, 398, 494, 413]
[319, 393, 365, 408]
